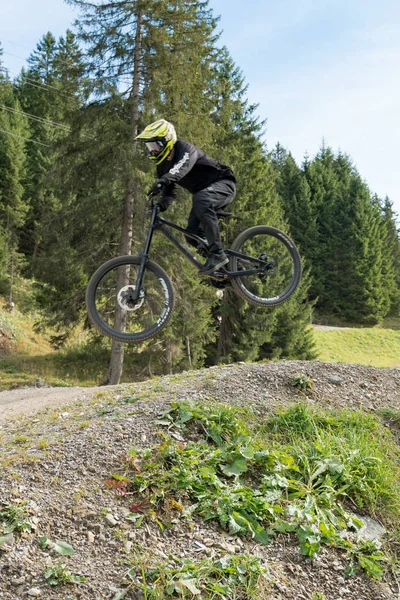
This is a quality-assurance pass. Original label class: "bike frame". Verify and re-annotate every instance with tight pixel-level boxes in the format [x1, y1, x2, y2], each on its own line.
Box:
[132, 204, 270, 301]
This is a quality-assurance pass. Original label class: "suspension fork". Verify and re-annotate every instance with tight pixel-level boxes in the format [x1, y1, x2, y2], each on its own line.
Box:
[132, 204, 159, 301]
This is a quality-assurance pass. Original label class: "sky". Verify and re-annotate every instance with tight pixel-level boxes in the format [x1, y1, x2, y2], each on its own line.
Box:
[1, 0, 400, 216]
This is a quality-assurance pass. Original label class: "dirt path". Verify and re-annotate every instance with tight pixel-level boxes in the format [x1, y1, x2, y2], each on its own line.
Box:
[0, 384, 120, 422]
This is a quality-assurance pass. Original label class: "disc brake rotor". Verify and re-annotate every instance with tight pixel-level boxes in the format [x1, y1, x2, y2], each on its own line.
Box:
[117, 285, 145, 312]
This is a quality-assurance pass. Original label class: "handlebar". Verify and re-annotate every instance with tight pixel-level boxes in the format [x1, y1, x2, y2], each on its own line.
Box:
[146, 198, 161, 216]
[147, 185, 163, 214]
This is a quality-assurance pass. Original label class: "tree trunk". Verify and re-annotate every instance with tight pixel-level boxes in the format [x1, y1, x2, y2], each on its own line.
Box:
[217, 289, 235, 361]
[104, 6, 143, 385]
[186, 336, 192, 368]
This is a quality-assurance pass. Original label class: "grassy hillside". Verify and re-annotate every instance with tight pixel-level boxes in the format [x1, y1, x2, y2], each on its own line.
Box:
[0, 303, 106, 389]
[313, 326, 400, 368]
[2, 302, 400, 391]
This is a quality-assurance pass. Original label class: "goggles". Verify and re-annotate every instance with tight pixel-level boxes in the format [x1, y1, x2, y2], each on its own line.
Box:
[145, 140, 165, 156]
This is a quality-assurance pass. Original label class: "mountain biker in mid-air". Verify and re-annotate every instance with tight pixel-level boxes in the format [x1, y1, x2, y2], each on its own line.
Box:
[135, 119, 236, 275]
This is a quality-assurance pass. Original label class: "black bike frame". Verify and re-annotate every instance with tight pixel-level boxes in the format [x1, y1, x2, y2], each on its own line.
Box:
[132, 205, 269, 300]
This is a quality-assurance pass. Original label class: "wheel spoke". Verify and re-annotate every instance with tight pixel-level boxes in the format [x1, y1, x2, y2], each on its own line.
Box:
[230, 227, 301, 306]
[87, 256, 174, 343]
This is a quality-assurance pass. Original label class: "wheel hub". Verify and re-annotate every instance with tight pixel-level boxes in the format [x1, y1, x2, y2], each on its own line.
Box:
[117, 285, 145, 312]
[258, 254, 275, 281]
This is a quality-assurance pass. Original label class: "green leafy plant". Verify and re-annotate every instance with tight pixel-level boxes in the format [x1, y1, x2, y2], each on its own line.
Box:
[0, 502, 32, 534]
[39, 537, 75, 555]
[125, 554, 268, 599]
[289, 374, 314, 394]
[117, 395, 139, 405]
[44, 561, 86, 586]
[111, 401, 398, 579]
[155, 401, 249, 446]
[343, 538, 387, 580]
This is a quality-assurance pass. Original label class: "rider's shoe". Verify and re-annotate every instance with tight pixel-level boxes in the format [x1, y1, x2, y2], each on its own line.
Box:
[198, 251, 229, 276]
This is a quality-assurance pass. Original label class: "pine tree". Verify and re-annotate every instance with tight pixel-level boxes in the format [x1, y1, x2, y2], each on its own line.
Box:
[0, 48, 29, 304]
[202, 54, 315, 362]
[287, 147, 396, 323]
[14, 3, 315, 372]
[381, 197, 400, 315]
[278, 152, 318, 257]
[17, 33, 66, 268]
[56, 0, 224, 382]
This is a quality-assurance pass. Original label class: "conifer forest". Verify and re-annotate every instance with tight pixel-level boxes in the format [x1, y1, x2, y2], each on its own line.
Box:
[0, 0, 399, 383]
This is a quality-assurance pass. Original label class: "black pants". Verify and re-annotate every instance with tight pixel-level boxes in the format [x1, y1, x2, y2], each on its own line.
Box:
[185, 179, 236, 254]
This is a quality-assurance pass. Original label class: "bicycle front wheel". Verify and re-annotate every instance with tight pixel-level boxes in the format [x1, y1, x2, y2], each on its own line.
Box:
[86, 256, 174, 343]
[229, 226, 302, 307]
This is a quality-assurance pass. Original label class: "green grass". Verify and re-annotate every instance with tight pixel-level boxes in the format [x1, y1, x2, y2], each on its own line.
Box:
[0, 345, 109, 390]
[0, 303, 52, 356]
[313, 327, 400, 368]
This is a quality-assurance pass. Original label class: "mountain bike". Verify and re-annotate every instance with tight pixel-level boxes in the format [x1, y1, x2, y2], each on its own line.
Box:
[86, 194, 302, 343]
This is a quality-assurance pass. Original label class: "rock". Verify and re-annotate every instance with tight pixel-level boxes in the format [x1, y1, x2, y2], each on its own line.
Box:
[27, 588, 42, 597]
[193, 540, 207, 552]
[87, 531, 95, 543]
[356, 515, 387, 542]
[105, 514, 118, 526]
[202, 537, 214, 546]
[0, 532, 14, 549]
[328, 376, 343, 385]
[215, 541, 236, 553]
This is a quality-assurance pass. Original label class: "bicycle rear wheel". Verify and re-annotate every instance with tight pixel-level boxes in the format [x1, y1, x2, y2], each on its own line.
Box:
[229, 226, 301, 307]
[86, 256, 174, 343]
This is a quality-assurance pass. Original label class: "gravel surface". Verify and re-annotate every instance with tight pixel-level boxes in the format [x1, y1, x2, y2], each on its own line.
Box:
[0, 360, 399, 600]
[0, 385, 121, 423]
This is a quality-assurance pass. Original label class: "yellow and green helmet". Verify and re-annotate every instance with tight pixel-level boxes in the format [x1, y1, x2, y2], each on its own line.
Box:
[135, 119, 177, 165]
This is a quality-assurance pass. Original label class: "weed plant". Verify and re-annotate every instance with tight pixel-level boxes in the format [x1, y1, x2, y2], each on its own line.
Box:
[124, 554, 268, 599]
[44, 561, 86, 586]
[112, 401, 400, 580]
[0, 502, 32, 534]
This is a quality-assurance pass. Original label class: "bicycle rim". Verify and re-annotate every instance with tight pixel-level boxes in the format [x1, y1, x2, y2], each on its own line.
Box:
[86, 256, 174, 343]
[230, 227, 301, 306]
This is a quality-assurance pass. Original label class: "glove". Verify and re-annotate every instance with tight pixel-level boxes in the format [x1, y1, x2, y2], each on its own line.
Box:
[156, 198, 170, 212]
[148, 179, 166, 196]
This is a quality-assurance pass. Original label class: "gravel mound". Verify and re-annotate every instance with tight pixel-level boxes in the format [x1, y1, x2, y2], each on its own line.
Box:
[0, 360, 399, 599]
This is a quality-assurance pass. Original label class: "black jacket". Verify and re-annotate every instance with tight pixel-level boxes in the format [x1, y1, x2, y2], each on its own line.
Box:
[157, 140, 236, 205]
